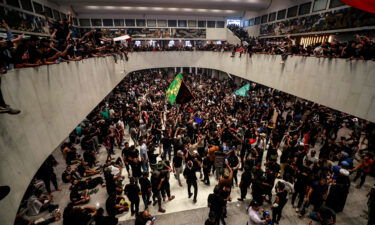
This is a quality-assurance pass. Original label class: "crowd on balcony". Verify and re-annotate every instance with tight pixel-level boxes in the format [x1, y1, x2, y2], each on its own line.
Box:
[0, 15, 375, 114]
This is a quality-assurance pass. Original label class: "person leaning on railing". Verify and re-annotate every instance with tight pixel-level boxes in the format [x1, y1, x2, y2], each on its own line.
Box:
[0, 20, 21, 114]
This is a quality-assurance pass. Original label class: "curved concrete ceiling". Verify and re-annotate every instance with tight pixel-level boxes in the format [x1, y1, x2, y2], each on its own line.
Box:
[49, 0, 271, 17]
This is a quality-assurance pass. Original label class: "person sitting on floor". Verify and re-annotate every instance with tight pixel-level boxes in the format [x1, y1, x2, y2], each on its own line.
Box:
[62, 166, 81, 183]
[77, 160, 100, 177]
[105, 193, 128, 216]
[26, 189, 58, 216]
[69, 185, 90, 205]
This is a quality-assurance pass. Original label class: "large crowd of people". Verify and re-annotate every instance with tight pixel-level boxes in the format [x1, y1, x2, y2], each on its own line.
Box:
[14, 69, 375, 225]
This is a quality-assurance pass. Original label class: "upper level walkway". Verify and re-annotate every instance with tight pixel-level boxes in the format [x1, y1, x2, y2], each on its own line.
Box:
[0, 51, 374, 225]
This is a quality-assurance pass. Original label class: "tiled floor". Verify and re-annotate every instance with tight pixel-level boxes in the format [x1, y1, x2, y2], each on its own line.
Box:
[39, 127, 373, 225]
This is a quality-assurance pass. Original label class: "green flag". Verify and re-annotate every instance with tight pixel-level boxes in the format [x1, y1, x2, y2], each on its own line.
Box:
[166, 73, 183, 104]
[166, 73, 194, 104]
[234, 84, 250, 97]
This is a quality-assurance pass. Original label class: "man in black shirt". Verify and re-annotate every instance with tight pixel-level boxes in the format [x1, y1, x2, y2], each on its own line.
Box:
[124, 177, 141, 216]
[183, 161, 198, 203]
[139, 172, 152, 210]
[121, 142, 131, 175]
[238, 165, 252, 201]
[202, 154, 211, 185]
[161, 132, 173, 160]
[272, 182, 288, 224]
[227, 151, 240, 186]
[292, 162, 312, 210]
[150, 170, 166, 213]
[207, 185, 225, 225]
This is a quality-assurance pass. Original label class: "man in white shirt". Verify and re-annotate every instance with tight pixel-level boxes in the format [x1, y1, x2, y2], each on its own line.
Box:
[247, 200, 269, 225]
[140, 140, 149, 173]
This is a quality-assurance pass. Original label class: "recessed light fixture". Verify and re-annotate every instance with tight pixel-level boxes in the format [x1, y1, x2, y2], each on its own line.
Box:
[86, 6, 236, 14]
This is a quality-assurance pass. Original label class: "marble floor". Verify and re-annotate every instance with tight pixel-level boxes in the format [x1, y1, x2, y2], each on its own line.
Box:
[38, 127, 373, 225]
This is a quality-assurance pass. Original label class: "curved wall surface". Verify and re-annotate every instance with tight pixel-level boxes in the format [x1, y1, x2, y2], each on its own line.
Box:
[1, 52, 375, 224]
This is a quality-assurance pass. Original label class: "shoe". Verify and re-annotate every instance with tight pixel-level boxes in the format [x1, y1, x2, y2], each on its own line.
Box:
[153, 201, 157, 206]
[148, 201, 152, 205]
[188, 193, 192, 198]
[0, 106, 21, 114]
[237, 198, 243, 201]
[193, 199, 197, 203]
[169, 195, 175, 201]
[295, 208, 300, 213]
[131, 212, 135, 216]
[158, 208, 166, 213]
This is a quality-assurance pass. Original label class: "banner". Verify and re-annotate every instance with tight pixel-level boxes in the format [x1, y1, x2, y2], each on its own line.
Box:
[340, 0, 375, 13]
[234, 84, 250, 97]
[166, 74, 194, 104]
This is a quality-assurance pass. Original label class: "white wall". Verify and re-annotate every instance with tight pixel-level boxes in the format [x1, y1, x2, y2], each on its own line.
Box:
[226, 29, 242, 45]
[1, 52, 375, 225]
[206, 28, 227, 40]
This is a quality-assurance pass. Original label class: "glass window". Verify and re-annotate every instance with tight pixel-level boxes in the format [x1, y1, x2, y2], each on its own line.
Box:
[227, 19, 241, 26]
[79, 19, 91, 26]
[168, 40, 175, 47]
[198, 20, 206, 27]
[178, 20, 187, 27]
[136, 19, 146, 27]
[261, 14, 268, 24]
[91, 19, 102, 26]
[125, 19, 135, 26]
[20, 0, 33, 12]
[216, 21, 225, 28]
[6, 0, 20, 8]
[299, 2, 312, 15]
[103, 19, 113, 26]
[53, 10, 60, 20]
[269, 12, 276, 22]
[243, 20, 249, 27]
[277, 9, 286, 20]
[147, 19, 156, 27]
[287, 5, 298, 18]
[254, 17, 261, 25]
[329, 0, 345, 8]
[32, 2, 43, 14]
[168, 20, 177, 27]
[207, 21, 215, 28]
[157, 20, 167, 27]
[249, 18, 255, 26]
[188, 20, 196, 27]
[313, 0, 328, 11]
[114, 19, 124, 26]
[44, 6, 53, 18]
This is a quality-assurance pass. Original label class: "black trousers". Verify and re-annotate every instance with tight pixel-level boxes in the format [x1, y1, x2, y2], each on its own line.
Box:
[161, 181, 171, 198]
[292, 189, 306, 208]
[42, 174, 58, 194]
[203, 169, 210, 185]
[187, 180, 198, 200]
[0, 77, 6, 107]
[232, 170, 238, 185]
[129, 197, 140, 214]
[354, 170, 368, 187]
[152, 190, 162, 208]
[240, 184, 250, 199]
[272, 203, 286, 223]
